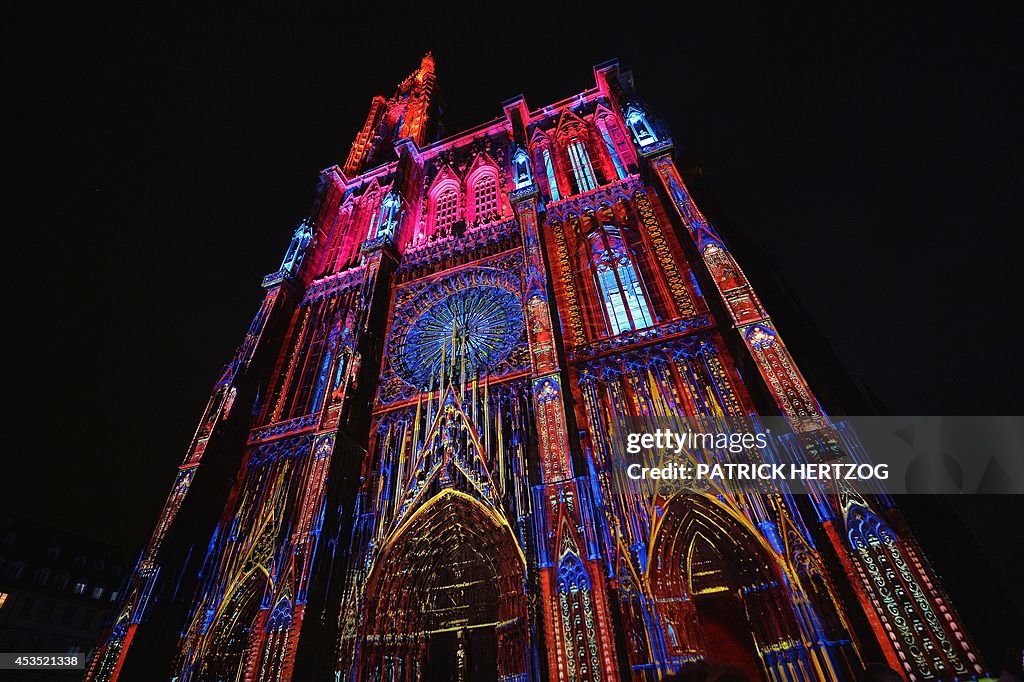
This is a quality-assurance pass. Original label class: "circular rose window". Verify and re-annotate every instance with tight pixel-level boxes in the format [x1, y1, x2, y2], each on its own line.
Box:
[395, 283, 524, 389]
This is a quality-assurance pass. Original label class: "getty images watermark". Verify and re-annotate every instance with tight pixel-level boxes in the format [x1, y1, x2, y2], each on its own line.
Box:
[624, 428, 888, 485]
[612, 417, 1024, 495]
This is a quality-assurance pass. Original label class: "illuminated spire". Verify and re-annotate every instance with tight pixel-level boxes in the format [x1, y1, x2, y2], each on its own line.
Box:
[342, 53, 438, 175]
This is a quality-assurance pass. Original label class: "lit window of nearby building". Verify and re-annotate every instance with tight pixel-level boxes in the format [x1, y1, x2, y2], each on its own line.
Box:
[109, 591, 119, 602]
[91, 587, 104, 599]
[0, 592, 8, 609]
[73, 582, 86, 595]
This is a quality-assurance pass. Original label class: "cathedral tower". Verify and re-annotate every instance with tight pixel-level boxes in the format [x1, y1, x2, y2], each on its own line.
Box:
[87, 57, 986, 682]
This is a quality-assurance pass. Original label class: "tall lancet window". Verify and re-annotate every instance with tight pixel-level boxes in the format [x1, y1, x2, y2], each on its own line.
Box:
[567, 138, 597, 193]
[597, 119, 627, 180]
[542, 148, 561, 201]
[588, 226, 654, 336]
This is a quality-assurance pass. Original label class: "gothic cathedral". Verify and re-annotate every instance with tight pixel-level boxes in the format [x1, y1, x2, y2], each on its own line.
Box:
[87, 55, 986, 681]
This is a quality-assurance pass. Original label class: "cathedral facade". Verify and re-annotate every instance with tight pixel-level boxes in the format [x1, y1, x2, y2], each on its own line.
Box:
[87, 56, 986, 681]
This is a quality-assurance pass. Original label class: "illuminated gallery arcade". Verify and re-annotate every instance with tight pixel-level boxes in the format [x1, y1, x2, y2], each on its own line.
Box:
[85, 55, 988, 682]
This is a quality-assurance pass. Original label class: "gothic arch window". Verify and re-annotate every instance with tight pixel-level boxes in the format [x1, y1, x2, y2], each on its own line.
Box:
[266, 301, 346, 423]
[319, 204, 356, 275]
[542, 147, 561, 201]
[584, 225, 655, 336]
[360, 190, 383, 242]
[309, 328, 338, 413]
[596, 118, 627, 180]
[470, 172, 499, 224]
[566, 138, 597, 193]
[430, 184, 460, 241]
[421, 171, 462, 245]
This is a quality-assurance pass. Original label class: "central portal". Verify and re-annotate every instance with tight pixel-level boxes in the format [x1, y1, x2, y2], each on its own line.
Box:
[420, 543, 499, 682]
[359, 491, 529, 682]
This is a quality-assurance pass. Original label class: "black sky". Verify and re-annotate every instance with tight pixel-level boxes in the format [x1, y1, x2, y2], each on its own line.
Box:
[5, 3, 1023, 664]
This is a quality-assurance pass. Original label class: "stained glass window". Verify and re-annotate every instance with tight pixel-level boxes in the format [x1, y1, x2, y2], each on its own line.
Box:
[598, 120, 627, 180]
[397, 284, 524, 388]
[310, 347, 334, 412]
[567, 139, 597, 193]
[589, 227, 654, 336]
[543, 148, 561, 201]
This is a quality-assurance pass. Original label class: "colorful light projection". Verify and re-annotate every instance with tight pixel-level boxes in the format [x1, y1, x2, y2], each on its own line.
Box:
[87, 58, 986, 682]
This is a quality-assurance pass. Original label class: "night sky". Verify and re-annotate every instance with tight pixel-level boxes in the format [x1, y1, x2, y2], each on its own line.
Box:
[6, 4, 1022, 667]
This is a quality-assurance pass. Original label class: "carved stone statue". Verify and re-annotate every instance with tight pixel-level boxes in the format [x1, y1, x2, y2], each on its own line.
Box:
[281, 218, 313, 274]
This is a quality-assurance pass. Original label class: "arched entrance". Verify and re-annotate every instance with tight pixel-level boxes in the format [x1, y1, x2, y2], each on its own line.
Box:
[649, 495, 804, 681]
[686, 533, 763, 678]
[358, 490, 529, 682]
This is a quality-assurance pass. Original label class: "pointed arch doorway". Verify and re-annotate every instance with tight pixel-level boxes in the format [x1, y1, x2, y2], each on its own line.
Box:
[358, 490, 529, 682]
[649, 495, 807, 681]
